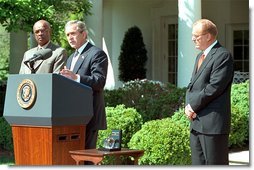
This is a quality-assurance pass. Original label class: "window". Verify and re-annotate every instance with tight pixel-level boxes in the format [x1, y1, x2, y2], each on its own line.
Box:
[167, 24, 178, 85]
[233, 30, 249, 72]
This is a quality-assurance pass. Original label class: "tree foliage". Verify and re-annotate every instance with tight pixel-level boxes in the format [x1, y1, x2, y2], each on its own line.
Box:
[118, 26, 148, 82]
[0, 0, 92, 45]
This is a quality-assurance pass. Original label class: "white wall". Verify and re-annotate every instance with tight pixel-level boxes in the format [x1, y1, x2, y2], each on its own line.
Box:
[87, 0, 248, 89]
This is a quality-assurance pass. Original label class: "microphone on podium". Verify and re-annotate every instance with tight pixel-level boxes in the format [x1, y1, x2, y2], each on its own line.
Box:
[24, 48, 52, 65]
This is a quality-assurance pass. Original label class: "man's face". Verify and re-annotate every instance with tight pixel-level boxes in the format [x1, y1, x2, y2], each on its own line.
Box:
[33, 22, 50, 46]
[192, 24, 209, 51]
[65, 24, 87, 49]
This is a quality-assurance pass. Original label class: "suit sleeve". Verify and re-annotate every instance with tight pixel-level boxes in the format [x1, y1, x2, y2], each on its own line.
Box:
[80, 50, 108, 91]
[52, 48, 68, 73]
[188, 51, 234, 112]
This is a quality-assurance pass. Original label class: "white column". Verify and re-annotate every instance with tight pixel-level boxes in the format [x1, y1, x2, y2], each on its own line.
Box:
[86, 0, 115, 89]
[86, 0, 103, 47]
[177, 0, 201, 87]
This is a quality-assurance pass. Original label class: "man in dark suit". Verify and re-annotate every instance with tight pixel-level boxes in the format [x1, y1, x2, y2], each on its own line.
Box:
[19, 20, 67, 74]
[60, 20, 108, 150]
[185, 19, 234, 165]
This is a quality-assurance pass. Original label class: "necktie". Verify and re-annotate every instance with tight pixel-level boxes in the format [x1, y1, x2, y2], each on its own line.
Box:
[197, 53, 205, 71]
[70, 51, 79, 71]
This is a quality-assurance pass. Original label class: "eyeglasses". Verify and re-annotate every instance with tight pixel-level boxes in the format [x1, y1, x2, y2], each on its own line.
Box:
[192, 33, 208, 40]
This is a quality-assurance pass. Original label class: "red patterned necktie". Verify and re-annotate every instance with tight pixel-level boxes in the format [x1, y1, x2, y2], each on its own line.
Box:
[197, 53, 205, 71]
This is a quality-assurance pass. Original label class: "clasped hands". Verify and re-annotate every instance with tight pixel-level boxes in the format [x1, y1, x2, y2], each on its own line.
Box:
[185, 104, 197, 121]
[60, 66, 78, 81]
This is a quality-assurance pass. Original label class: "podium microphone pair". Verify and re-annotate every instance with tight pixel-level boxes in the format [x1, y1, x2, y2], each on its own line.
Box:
[24, 48, 52, 73]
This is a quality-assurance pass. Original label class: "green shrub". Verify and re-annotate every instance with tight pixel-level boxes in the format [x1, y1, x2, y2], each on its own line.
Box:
[0, 117, 13, 151]
[229, 80, 249, 147]
[170, 107, 190, 127]
[104, 79, 186, 122]
[97, 104, 143, 165]
[128, 118, 191, 165]
[229, 105, 249, 147]
[231, 80, 249, 117]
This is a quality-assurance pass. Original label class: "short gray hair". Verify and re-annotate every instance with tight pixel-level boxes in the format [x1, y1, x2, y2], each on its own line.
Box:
[65, 20, 88, 34]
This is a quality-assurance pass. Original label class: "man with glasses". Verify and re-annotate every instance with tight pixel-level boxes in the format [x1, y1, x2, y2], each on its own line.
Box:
[19, 20, 67, 74]
[60, 20, 108, 154]
[185, 19, 234, 165]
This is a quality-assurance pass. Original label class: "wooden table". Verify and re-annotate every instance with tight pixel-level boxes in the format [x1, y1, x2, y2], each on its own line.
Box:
[69, 148, 144, 165]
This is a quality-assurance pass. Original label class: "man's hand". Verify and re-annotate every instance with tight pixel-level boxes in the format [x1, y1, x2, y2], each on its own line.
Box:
[60, 66, 78, 80]
[185, 104, 197, 120]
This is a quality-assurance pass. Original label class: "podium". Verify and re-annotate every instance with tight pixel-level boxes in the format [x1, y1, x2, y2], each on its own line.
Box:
[3, 74, 93, 165]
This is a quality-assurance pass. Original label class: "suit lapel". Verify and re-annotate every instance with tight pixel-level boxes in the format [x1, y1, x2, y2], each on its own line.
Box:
[33, 42, 54, 70]
[72, 42, 93, 73]
[191, 43, 221, 84]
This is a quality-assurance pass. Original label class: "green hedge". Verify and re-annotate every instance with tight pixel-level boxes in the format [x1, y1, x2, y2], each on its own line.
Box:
[97, 104, 143, 165]
[229, 80, 249, 147]
[104, 79, 186, 122]
[0, 117, 12, 151]
[128, 117, 191, 165]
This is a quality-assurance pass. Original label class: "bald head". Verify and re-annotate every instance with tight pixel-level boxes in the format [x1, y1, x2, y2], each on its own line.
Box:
[33, 20, 52, 46]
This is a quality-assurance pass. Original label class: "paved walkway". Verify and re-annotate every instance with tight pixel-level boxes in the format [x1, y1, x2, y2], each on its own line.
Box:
[229, 150, 249, 165]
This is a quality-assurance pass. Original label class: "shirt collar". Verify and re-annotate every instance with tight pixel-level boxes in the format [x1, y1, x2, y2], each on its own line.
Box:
[77, 41, 89, 54]
[38, 41, 50, 49]
[203, 40, 217, 56]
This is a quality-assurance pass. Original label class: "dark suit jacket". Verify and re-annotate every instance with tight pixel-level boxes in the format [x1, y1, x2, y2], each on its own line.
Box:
[185, 42, 234, 135]
[66, 42, 108, 131]
[19, 42, 67, 74]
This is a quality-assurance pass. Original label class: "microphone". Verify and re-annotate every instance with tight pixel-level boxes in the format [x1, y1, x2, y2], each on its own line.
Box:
[24, 48, 52, 65]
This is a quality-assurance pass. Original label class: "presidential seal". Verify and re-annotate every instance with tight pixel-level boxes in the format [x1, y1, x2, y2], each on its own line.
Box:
[17, 79, 37, 109]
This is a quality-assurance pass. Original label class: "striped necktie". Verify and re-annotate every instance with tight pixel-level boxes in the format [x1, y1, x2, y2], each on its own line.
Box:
[70, 51, 79, 71]
[197, 53, 205, 71]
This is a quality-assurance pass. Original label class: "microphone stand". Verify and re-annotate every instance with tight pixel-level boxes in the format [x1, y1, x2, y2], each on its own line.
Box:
[24, 61, 36, 74]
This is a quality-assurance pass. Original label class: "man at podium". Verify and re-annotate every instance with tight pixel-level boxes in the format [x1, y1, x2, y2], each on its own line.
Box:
[19, 20, 67, 74]
[60, 20, 108, 151]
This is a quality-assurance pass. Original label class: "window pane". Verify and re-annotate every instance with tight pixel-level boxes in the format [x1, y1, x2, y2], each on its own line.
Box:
[244, 61, 249, 72]
[233, 46, 243, 60]
[244, 30, 249, 45]
[234, 61, 242, 71]
[168, 25, 175, 39]
[168, 73, 176, 85]
[168, 41, 175, 56]
[168, 57, 176, 72]
[233, 31, 243, 45]
[244, 46, 249, 60]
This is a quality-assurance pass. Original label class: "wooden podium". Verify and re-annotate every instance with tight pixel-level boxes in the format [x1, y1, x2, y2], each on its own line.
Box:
[3, 74, 93, 165]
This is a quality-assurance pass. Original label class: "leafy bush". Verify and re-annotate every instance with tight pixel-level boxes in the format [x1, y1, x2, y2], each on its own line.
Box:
[229, 105, 249, 147]
[229, 80, 249, 147]
[104, 79, 186, 122]
[97, 104, 143, 164]
[231, 80, 249, 117]
[0, 117, 13, 151]
[128, 118, 191, 165]
[0, 26, 9, 81]
[170, 107, 190, 127]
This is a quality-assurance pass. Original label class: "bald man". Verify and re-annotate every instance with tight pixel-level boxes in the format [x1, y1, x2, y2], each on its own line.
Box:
[19, 20, 67, 74]
[185, 19, 234, 165]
